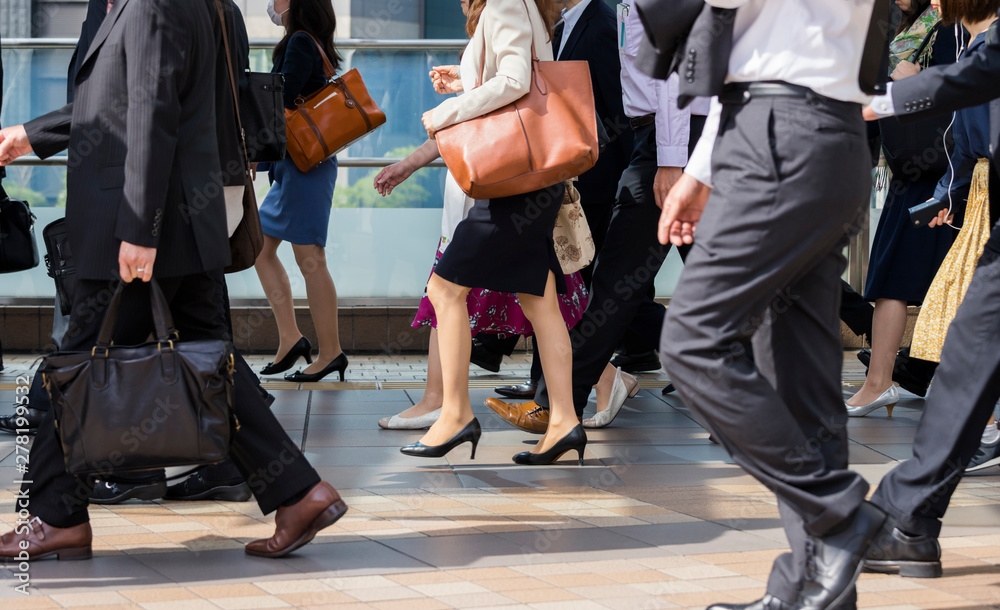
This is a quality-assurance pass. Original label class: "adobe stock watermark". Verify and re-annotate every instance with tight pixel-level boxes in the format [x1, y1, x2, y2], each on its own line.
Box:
[11, 374, 35, 595]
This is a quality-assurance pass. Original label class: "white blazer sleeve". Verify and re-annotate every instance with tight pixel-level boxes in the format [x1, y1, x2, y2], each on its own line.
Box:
[429, 0, 534, 132]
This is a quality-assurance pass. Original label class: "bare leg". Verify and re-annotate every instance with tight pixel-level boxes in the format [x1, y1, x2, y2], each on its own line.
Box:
[395, 328, 445, 418]
[419, 273, 474, 446]
[290, 243, 343, 374]
[518, 272, 578, 454]
[254, 235, 304, 363]
[848, 298, 907, 406]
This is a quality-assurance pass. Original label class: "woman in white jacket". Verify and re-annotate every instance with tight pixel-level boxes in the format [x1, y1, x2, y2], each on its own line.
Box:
[376, 0, 584, 465]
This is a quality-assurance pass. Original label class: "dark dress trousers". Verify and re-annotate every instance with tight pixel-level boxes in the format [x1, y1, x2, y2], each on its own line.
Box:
[20, 0, 319, 528]
[557, 0, 632, 272]
[871, 9, 1000, 538]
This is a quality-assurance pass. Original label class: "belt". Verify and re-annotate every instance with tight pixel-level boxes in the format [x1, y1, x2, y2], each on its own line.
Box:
[629, 114, 655, 130]
[719, 81, 812, 105]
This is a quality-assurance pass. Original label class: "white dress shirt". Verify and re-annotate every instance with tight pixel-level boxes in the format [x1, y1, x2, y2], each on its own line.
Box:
[685, 0, 877, 186]
[619, 3, 695, 167]
[556, 0, 593, 59]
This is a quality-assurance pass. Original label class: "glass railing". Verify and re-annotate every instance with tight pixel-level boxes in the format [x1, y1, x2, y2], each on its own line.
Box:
[0, 38, 682, 301]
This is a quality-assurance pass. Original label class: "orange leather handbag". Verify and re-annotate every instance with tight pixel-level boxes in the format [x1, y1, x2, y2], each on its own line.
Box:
[435, 2, 599, 200]
[285, 33, 386, 172]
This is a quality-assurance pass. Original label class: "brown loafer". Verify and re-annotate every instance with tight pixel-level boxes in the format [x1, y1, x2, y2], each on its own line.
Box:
[1, 517, 92, 562]
[245, 481, 348, 558]
[484, 398, 550, 434]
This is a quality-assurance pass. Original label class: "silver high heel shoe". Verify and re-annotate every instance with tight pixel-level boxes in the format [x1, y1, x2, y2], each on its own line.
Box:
[583, 367, 635, 428]
[378, 408, 441, 430]
[846, 386, 899, 417]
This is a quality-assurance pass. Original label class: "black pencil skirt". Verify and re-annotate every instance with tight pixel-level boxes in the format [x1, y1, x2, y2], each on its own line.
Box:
[434, 183, 568, 297]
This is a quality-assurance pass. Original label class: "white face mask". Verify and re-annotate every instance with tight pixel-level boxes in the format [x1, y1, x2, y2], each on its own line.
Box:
[267, 0, 288, 27]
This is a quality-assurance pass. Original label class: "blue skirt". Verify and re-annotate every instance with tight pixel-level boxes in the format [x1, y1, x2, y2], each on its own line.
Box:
[259, 156, 337, 246]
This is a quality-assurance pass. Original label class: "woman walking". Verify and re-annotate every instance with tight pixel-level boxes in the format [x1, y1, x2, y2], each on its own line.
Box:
[380, 0, 583, 465]
[846, 0, 959, 416]
[255, 0, 347, 382]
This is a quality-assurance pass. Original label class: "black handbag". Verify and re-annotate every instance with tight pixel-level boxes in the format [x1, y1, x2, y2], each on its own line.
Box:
[241, 70, 287, 163]
[879, 23, 954, 177]
[42, 218, 76, 316]
[0, 184, 40, 274]
[41, 279, 236, 477]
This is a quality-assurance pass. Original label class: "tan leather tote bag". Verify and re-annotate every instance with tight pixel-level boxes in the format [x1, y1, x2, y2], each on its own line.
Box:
[435, 0, 599, 200]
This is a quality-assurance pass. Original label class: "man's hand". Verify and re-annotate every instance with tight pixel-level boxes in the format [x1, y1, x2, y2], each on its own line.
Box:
[119, 242, 157, 283]
[654, 166, 684, 209]
[658, 173, 711, 246]
[0, 126, 33, 166]
[862, 106, 879, 121]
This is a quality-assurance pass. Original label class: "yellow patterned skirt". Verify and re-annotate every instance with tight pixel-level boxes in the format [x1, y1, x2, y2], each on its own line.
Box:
[911, 158, 993, 362]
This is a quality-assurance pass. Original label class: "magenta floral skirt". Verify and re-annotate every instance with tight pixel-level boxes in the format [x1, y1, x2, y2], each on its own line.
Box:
[412, 237, 588, 337]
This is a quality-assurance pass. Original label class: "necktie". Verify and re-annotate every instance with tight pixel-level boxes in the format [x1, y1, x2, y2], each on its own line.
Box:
[106, 0, 115, 14]
[552, 21, 565, 59]
[858, 0, 892, 94]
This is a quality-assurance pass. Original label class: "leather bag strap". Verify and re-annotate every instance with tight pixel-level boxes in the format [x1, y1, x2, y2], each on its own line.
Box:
[295, 30, 337, 79]
[96, 279, 176, 348]
[213, 0, 251, 173]
[476, 0, 541, 90]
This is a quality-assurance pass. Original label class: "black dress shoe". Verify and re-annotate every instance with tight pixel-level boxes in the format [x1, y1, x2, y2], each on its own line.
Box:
[0, 407, 44, 435]
[165, 471, 252, 502]
[401, 418, 481, 459]
[470, 339, 503, 373]
[495, 380, 538, 398]
[610, 350, 662, 373]
[856, 349, 934, 397]
[513, 424, 587, 466]
[864, 517, 942, 578]
[285, 353, 349, 382]
[662, 383, 676, 395]
[708, 594, 793, 610]
[90, 479, 167, 505]
[798, 502, 886, 609]
[261, 337, 313, 376]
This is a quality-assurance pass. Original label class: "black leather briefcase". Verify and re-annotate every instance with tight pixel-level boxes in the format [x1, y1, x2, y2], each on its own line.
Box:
[0, 184, 40, 274]
[41, 279, 236, 476]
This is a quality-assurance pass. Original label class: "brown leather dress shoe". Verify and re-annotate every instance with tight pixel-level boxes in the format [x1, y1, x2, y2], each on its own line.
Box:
[484, 399, 549, 434]
[245, 481, 348, 558]
[1, 517, 92, 562]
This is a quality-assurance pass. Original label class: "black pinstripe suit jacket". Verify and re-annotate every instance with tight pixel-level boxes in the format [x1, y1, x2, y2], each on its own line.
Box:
[24, 0, 230, 280]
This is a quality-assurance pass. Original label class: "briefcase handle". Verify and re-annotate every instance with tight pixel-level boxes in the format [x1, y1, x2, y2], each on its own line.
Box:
[95, 279, 177, 350]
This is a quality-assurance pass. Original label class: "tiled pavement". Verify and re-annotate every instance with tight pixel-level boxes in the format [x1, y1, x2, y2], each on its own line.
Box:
[0, 353, 998, 609]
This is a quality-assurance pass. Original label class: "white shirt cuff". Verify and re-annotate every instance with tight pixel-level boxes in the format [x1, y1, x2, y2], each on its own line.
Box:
[870, 82, 896, 118]
[657, 146, 689, 169]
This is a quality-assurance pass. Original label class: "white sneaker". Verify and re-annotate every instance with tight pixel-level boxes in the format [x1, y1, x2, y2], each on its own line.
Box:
[378, 408, 441, 430]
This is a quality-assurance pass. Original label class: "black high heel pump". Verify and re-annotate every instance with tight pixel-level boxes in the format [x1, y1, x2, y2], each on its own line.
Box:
[512, 424, 587, 466]
[284, 352, 349, 382]
[260, 337, 312, 375]
[400, 419, 482, 459]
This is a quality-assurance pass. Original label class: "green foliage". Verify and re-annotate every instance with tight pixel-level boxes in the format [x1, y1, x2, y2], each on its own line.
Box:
[1, 183, 49, 207]
[332, 146, 440, 209]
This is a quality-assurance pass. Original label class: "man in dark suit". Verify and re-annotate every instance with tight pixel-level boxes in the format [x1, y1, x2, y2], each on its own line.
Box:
[856, 9, 1000, 578]
[0, 0, 345, 562]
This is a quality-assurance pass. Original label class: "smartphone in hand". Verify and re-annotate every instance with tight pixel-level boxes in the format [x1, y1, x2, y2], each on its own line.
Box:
[909, 198, 950, 227]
